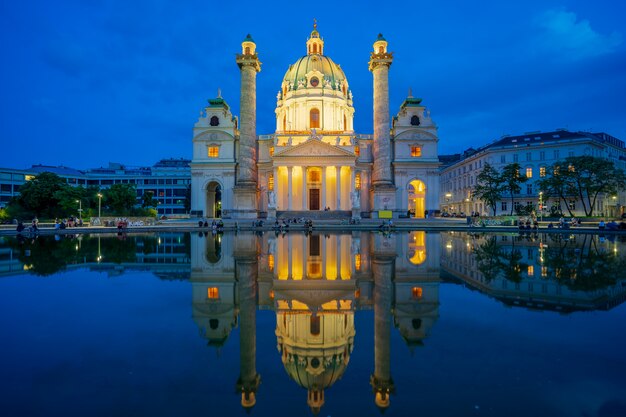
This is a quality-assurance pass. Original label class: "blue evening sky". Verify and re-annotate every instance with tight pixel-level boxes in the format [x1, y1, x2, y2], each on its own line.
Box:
[1, 0, 625, 170]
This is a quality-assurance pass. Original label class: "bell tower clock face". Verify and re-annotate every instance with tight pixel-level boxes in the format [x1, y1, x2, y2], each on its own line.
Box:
[310, 77, 319, 87]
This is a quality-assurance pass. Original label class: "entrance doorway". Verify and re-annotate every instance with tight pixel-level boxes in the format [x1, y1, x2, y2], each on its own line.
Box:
[408, 179, 426, 218]
[206, 182, 222, 218]
[309, 189, 320, 210]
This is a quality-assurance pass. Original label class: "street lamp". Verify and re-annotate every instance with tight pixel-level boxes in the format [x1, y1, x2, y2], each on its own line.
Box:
[445, 193, 452, 213]
[539, 191, 543, 222]
[76, 199, 82, 222]
[97, 193, 103, 219]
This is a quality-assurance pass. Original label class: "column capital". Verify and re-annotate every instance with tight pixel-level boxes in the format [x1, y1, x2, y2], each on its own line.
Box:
[236, 54, 262, 72]
[368, 53, 393, 72]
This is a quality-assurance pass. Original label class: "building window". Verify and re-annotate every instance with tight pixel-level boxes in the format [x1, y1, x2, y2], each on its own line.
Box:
[308, 170, 321, 182]
[310, 108, 320, 128]
[526, 167, 533, 178]
[554, 150, 560, 159]
[410, 115, 420, 126]
[411, 287, 423, 299]
[207, 287, 219, 299]
[268, 254, 274, 270]
[355, 173, 361, 190]
[526, 152, 532, 161]
[268, 174, 274, 191]
[513, 154, 519, 162]
[355, 253, 361, 271]
[269, 146, 274, 156]
[569, 201, 576, 210]
[245, 46, 250, 55]
[568, 164, 575, 172]
[540, 167, 546, 177]
[344, 115, 347, 130]
[540, 151, 545, 161]
[527, 184, 533, 194]
[355, 146, 360, 156]
[501, 201, 508, 211]
[310, 316, 320, 335]
[208, 146, 219, 158]
[528, 265, 534, 276]
[501, 155, 506, 163]
[210, 116, 219, 126]
[411, 146, 422, 157]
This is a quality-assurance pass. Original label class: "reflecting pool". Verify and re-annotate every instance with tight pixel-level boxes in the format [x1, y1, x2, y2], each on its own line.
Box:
[1, 231, 625, 417]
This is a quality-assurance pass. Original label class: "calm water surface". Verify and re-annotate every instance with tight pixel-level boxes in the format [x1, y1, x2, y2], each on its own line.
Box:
[1, 231, 625, 417]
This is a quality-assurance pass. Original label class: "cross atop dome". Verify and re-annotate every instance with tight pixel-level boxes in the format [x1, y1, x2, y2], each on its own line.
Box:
[307, 19, 324, 55]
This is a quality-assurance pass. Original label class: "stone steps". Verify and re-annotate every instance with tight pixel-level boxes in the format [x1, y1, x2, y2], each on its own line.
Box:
[276, 210, 351, 220]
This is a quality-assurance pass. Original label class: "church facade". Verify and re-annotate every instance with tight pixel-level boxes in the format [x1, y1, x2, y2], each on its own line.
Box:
[191, 25, 440, 219]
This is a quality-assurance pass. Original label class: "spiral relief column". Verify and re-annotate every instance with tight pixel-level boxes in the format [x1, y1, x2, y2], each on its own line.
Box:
[234, 34, 261, 218]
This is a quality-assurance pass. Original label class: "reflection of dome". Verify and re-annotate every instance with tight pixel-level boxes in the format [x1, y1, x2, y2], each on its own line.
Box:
[282, 55, 348, 91]
[192, 303, 237, 348]
[276, 310, 355, 414]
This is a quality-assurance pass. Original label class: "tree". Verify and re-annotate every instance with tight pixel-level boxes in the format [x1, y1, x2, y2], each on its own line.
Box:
[538, 156, 626, 216]
[53, 185, 87, 216]
[141, 190, 158, 209]
[501, 163, 528, 215]
[472, 163, 504, 216]
[103, 183, 137, 215]
[15, 172, 67, 218]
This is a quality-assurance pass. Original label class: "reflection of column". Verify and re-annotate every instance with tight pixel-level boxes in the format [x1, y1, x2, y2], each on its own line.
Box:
[322, 237, 327, 279]
[273, 166, 278, 209]
[288, 167, 293, 210]
[302, 166, 308, 210]
[371, 255, 395, 411]
[337, 237, 342, 279]
[321, 167, 327, 210]
[235, 251, 260, 411]
[336, 166, 341, 210]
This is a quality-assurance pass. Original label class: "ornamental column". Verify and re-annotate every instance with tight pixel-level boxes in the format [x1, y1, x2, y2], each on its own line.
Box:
[336, 166, 342, 210]
[288, 167, 293, 210]
[233, 34, 262, 219]
[321, 167, 327, 210]
[368, 34, 397, 218]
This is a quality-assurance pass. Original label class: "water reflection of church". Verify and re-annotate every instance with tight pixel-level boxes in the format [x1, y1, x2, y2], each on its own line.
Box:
[191, 231, 441, 413]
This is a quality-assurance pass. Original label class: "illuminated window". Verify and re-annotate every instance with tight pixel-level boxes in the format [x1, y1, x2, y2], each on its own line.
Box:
[540, 167, 546, 177]
[411, 146, 422, 157]
[568, 164, 575, 172]
[310, 108, 320, 128]
[355, 253, 361, 271]
[282, 115, 286, 131]
[309, 263, 321, 275]
[411, 287, 423, 299]
[308, 170, 321, 182]
[310, 316, 320, 335]
[528, 265, 534, 276]
[207, 287, 219, 299]
[553, 166, 560, 175]
[526, 167, 532, 178]
[269, 146, 274, 156]
[244, 46, 250, 55]
[208, 146, 219, 158]
[541, 266, 548, 277]
[355, 146, 360, 156]
[268, 174, 274, 191]
[355, 173, 361, 190]
[25, 175, 35, 181]
[268, 254, 274, 270]
[344, 115, 347, 129]
[378, 46, 384, 53]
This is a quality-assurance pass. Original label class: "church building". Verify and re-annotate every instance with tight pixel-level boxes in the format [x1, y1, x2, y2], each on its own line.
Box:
[190, 23, 440, 219]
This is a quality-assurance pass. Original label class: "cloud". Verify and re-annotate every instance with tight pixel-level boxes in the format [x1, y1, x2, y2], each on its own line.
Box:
[534, 8, 622, 60]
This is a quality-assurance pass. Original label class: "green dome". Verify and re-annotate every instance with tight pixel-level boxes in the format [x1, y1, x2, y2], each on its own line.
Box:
[283, 54, 347, 90]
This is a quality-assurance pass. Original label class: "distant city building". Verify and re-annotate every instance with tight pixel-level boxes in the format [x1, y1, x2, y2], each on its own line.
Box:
[0, 159, 190, 215]
[439, 130, 626, 217]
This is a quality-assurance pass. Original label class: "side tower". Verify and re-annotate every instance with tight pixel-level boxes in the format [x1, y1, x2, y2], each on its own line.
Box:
[369, 34, 396, 218]
[391, 92, 441, 218]
[233, 34, 262, 219]
[190, 93, 237, 218]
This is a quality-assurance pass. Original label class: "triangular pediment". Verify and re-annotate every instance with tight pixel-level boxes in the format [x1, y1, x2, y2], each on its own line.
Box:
[273, 138, 356, 158]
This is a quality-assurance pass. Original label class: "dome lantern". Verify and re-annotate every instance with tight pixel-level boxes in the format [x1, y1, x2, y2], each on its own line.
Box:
[306, 19, 324, 55]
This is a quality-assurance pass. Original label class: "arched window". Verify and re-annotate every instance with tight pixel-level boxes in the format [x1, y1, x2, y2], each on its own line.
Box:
[313, 44, 318, 54]
[283, 115, 286, 131]
[410, 115, 420, 126]
[310, 108, 320, 129]
[244, 46, 250, 55]
[378, 46, 384, 53]
[210, 116, 219, 126]
[310, 316, 320, 335]
[343, 115, 347, 130]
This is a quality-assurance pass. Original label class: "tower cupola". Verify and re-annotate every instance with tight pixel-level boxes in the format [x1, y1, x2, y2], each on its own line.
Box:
[306, 19, 324, 55]
[242, 34, 257, 56]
